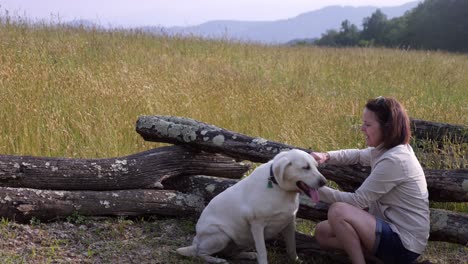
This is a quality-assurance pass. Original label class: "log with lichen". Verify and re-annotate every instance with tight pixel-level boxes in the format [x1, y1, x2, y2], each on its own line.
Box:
[2, 175, 465, 246]
[0, 145, 249, 190]
[135, 115, 468, 203]
[0, 187, 205, 223]
[0, 145, 249, 222]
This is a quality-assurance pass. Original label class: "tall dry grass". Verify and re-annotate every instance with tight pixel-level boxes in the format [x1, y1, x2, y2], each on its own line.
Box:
[0, 14, 467, 263]
[1, 17, 467, 160]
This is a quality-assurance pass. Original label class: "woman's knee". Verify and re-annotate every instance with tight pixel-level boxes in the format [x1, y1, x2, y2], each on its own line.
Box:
[327, 202, 349, 219]
[314, 221, 330, 243]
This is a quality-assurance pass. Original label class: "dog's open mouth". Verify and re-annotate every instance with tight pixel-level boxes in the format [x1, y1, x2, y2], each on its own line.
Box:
[297, 181, 320, 203]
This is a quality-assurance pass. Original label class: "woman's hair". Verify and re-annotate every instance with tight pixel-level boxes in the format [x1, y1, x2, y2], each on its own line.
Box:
[365, 96, 411, 149]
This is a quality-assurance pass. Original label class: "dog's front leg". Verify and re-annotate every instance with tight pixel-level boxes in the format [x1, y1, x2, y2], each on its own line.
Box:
[281, 219, 299, 261]
[250, 221, 268, 264]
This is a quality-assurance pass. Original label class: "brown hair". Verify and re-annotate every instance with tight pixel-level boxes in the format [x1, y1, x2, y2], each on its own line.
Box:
[365, 96, 411, 149]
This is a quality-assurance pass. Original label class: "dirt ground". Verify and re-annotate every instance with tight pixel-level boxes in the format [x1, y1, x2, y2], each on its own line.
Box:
[0, 216, 466, 264]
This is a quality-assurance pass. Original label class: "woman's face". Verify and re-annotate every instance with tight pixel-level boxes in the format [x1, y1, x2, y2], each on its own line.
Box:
[361, 108, 383, 147]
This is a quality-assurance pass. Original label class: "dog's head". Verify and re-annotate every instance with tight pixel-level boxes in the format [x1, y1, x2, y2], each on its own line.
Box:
[272, 149, 326, 202]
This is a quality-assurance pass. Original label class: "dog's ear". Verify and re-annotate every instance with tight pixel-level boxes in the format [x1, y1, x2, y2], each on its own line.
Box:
[273, 156, 292, 183]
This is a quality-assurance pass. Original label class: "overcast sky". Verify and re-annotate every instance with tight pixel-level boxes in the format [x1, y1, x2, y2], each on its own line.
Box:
[1, 0, 417, 27]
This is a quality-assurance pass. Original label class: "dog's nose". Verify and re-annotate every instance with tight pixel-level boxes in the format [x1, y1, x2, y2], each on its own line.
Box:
[318, 178, 327, 187]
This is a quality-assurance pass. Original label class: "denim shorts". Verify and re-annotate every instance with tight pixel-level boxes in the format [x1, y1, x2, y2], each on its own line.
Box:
[374, 218, 420, 264]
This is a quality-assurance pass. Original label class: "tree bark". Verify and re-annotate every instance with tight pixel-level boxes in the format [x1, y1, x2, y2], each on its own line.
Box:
[136, 115, 468, 202]
[162, 175, 239, 203]
[411, 118, 468, 144]
[428, 208, 468, 245]
[0, 145, 248, 191]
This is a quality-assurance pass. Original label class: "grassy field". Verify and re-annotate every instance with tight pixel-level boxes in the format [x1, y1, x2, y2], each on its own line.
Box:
[0, 15, 467, 263]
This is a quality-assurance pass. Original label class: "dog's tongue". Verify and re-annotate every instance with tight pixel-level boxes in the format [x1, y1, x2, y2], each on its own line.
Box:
[309, 189, 320, 203]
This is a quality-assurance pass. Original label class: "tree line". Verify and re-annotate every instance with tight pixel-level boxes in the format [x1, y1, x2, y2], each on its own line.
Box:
[313, 0, 468, 53]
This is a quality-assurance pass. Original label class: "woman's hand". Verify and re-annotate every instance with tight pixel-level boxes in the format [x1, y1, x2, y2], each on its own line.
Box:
[311, 152, 329, 164]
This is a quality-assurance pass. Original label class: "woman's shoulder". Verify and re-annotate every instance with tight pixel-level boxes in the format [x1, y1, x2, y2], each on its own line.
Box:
[376, 144, 416, 163]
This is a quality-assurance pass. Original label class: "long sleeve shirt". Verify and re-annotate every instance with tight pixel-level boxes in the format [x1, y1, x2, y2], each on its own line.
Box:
[318, 144, 430, 254]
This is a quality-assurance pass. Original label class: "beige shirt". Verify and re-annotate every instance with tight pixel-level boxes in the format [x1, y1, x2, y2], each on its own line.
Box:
[318, 144, 430, 254]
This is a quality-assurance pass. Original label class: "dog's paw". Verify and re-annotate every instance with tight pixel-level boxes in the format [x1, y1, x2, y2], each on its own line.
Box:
[200, 255, 229, 263]
[293, 256, 304, 264]
[234, 251, 257, 260]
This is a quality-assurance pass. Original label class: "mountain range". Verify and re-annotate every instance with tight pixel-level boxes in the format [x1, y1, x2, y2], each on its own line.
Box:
[142, 1, 419, 44]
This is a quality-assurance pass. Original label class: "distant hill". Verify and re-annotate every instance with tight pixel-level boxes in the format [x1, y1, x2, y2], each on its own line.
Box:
[142, 1, 419, 44]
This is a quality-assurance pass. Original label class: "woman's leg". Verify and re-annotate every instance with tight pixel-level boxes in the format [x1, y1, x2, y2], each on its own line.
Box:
[315, 202, 377, 264]
[315, 220, 342, 249]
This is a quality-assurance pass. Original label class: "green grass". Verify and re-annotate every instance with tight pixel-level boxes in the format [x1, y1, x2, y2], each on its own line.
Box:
[0, 13, 467, 263]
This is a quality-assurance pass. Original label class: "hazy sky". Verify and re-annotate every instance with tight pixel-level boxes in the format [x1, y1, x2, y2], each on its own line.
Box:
[1, 0, 417, 27]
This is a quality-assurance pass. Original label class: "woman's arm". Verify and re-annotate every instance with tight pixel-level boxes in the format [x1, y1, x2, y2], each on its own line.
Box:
[319, 157, 402, 208]
[312, 148, 372, 166]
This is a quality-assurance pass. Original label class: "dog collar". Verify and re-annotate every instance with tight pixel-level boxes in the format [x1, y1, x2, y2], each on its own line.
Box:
[268, 164, 278, 188]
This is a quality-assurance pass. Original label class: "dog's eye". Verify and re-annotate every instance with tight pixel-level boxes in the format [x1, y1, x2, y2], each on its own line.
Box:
[303, 164, 311, 170]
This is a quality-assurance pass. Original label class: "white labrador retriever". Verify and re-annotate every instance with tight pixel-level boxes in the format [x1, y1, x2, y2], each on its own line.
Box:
[177, 149, 326, 264]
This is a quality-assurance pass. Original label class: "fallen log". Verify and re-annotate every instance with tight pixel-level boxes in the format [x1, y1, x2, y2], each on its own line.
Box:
[270, 232, 437, 264]
[299, 200, 468, 246]
[136, 115, 310, 163]
[268, 233, 352, 264]
[410, 118, 468, 144]
[1, 176, 466, 245]
[269, 232, 384, 264]
[319, 164, 468, 203]
[0, 187, 205, 223]
[162, 175, 239, 203]
[136, 115, 468, 202]
[0, 145, 248, 190]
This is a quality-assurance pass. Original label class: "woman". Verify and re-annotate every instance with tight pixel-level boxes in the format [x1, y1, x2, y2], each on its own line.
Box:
[312, 96, 429, 264]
